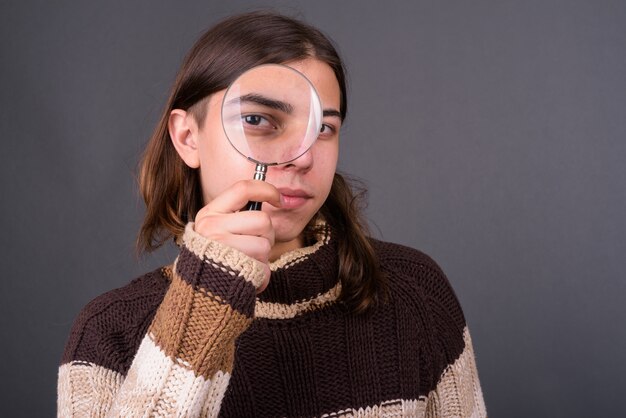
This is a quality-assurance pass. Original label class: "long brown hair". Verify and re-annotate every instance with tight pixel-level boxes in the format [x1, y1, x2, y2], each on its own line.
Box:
[137, 11, 387, 313]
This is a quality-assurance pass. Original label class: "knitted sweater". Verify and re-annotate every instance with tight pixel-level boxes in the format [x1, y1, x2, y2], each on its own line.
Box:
[58, 223, 486, 417]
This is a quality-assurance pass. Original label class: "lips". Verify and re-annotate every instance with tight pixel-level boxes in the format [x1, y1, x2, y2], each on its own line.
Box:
[277, 187, 312, 209]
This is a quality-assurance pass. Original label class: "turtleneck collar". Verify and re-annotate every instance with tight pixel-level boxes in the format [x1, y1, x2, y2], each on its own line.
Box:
[255, 223, 341, 319]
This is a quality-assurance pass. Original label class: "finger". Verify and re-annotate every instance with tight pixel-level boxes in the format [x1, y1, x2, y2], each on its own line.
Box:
[204, 180, 282, 214]
[219, 234, 273, 264]
[196, 210, 274, 238]
[194, 213, 275, 250]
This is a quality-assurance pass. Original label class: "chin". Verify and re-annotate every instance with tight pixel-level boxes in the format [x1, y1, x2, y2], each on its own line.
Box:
[270, 214, 311, 244]
[267, 198, 325, 243]
[273, 224, 305, 244]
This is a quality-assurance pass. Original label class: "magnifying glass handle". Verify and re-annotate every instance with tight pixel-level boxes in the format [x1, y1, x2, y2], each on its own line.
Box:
[244, 163, 268, 211]
[245, 201, 263, 211]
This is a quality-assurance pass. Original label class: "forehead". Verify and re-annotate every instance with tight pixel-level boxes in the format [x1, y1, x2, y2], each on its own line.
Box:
[203, 58, 340, 126]
[283, 58, 341, 111]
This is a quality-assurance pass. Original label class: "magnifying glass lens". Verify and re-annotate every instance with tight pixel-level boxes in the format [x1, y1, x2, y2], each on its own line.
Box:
[221, 64, 323, 166]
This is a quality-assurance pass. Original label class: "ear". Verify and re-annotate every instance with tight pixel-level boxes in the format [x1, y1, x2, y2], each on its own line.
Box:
[168, 109, 200, 168]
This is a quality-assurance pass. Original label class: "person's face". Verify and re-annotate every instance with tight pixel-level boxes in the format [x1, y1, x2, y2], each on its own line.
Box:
[183, 58, 342, 248]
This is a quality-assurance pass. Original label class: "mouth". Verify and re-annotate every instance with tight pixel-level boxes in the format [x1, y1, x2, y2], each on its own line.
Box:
[277, 187, 313, 209]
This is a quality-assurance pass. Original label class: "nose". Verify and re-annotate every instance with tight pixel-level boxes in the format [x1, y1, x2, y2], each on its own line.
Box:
[283, 147, 313, 172]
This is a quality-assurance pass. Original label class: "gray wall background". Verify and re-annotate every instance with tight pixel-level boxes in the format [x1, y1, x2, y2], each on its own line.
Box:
[1, 0, 625, 416]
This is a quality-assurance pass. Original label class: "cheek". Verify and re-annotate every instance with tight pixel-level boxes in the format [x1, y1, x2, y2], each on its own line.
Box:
[314, 144, 339, 192]
[320, 141, 339, 169]
[197, 137, 253, 202]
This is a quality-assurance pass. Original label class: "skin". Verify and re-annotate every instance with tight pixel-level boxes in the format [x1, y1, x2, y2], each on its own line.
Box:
[168, 58, 342, 292]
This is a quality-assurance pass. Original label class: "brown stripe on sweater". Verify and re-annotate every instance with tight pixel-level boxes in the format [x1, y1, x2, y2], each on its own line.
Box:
[258, 231, 339, 305]
[272, 325, 321, 416]
[176, 246, 257, 317]
[221, 302, 424, 416]
[345, 311, 382, 406]
[148, 273, 251, 380]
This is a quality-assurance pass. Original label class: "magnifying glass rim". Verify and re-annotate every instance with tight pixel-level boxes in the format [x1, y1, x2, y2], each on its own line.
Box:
[220, 63, 323, 166]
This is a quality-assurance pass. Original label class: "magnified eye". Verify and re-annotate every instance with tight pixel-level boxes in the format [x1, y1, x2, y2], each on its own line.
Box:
[242, 114, 275, 129]
[244, 115, 262, 125]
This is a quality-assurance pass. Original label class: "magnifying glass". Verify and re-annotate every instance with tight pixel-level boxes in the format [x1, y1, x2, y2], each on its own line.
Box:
[221, 64, 323, 211]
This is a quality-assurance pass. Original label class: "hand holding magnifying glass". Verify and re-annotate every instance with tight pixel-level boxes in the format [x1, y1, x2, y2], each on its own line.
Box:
[221, 64, 323, 211]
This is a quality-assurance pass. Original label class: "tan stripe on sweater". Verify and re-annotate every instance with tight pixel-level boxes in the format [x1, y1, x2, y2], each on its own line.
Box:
[425, 327, 487, 418]
[109, 336, 230, 417]
[320, 398, 427, 417]
[269, 225, 330, 271]
[58, 362, 124, 418]
[149, 269, 251, 380]
[255, 282, 342, 319]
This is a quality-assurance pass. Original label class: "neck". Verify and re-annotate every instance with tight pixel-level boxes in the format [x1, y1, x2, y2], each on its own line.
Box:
[269, 235, 304, 262]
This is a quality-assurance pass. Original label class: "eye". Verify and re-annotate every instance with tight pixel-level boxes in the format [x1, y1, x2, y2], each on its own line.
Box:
[243, 114, 272, 127]
[319, 123, 336, 137]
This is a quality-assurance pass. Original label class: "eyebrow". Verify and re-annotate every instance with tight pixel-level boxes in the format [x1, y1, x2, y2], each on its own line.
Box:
[229, 93, 294, 114]
[323, 109, 342, 119]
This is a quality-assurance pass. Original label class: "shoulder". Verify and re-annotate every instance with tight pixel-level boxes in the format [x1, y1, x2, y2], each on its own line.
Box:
[371, 239, 454, 300]
[370, 238, 467, 333]
[370, 238, 470, 371]
[60, 266, 171, 375]
[370, 238, 446, 278]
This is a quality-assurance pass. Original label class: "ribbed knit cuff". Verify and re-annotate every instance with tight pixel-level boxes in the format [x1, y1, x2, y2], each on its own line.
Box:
[181, 222, 267, 290]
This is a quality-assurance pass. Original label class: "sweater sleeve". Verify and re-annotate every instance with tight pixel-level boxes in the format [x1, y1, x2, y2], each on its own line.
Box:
[419, 262, 487, 417]
[57, 223, 266, 417]
[424, 327, 487, 417]
[376, 239, 487, 417]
